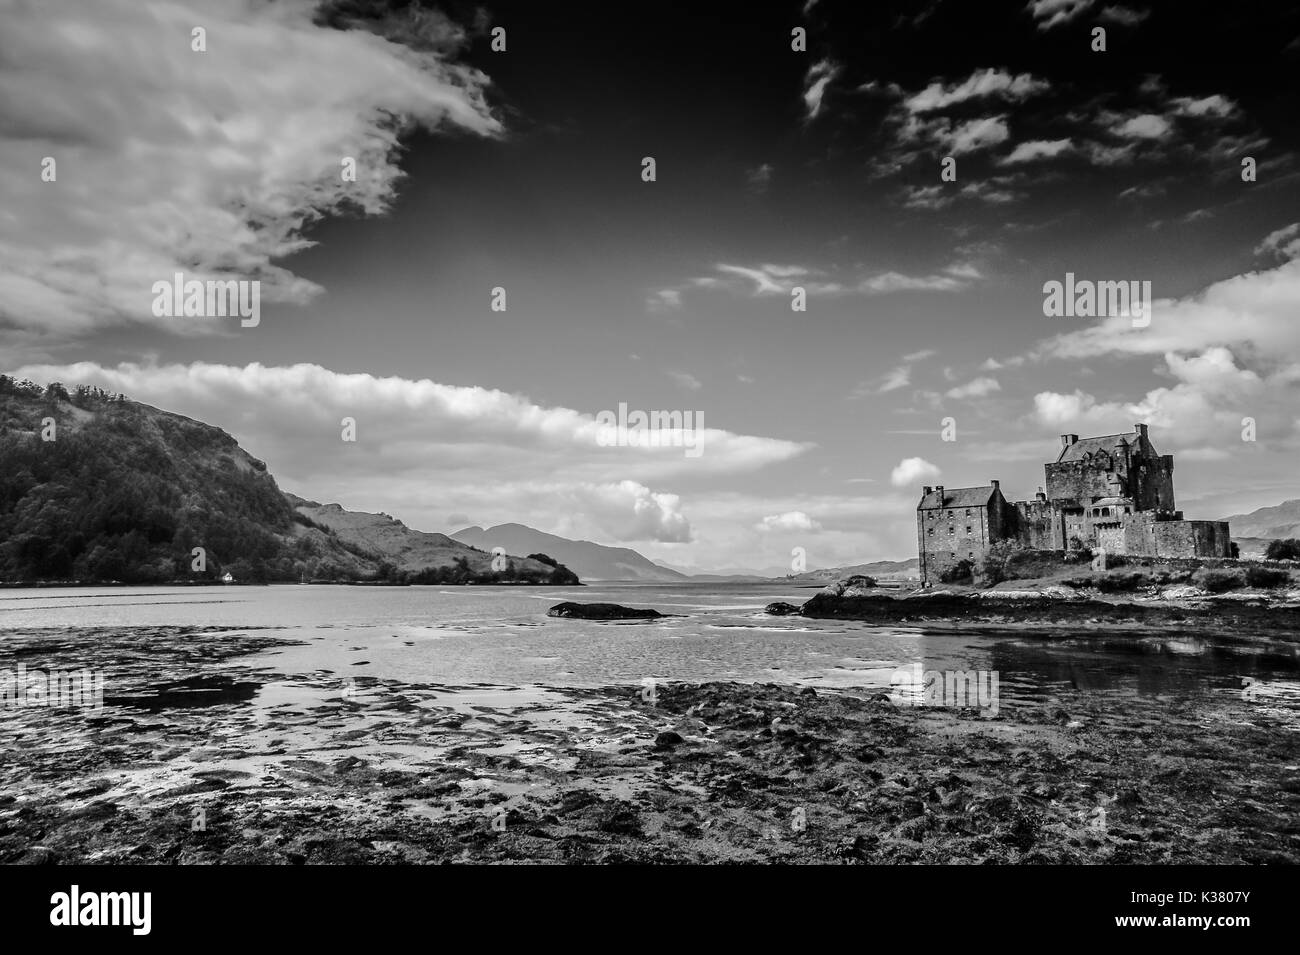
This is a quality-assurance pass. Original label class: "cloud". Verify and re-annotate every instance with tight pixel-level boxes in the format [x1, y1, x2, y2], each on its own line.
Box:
[647, 288, 682, 312]
[891, 457, 942, 487]
[12, 361, 814, 499]
[756, 511, 823, 533]
[1110, 113, 1174, 140]
[1028, 347, 1289, 451]
[1033, 253, 1300, 362]
[1026, 0, 1096, 30]
[945, 377, 1002, 399]
[746, 163, 774, 192]
[1098, 5, 1151, 26]
[668, 370, 703, 391]
[859, 262, 982, 294]
[999, 138, 1074, 164]
[578, 480, 693, 543]
[903, 69, 1050, 114]
[1170, 94, 1238, 120]
[714, 263, 810, 295]
[0, 0, 499, 341]
[1255, 223, 1300, 261]
[941, 115, 1011, 154]
[803, 59, 839, 120]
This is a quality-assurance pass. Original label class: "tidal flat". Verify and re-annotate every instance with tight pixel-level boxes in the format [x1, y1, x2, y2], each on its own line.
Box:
[2, 624, 1297, 865]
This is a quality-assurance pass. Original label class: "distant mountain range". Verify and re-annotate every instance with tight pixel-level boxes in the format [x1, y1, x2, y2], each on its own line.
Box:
[452, 524, 920, 583]
[452, 524, 687, 582]
[1221, 499, 1300, 556]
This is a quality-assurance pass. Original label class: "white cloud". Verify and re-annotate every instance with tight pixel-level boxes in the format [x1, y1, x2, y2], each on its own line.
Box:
[1255, 223, 1300, 261]
[1035, 254, 1300, 362]
[1026, 0, 1096, 30]
[1112, 113, 1173, 140]
[859, 262, 981, 294]
[668, 370, 703, 391]
[946, 377, 1002, 399]
[12, 361, 814, 500]
[942, 115, 1010, 154]
[1170, 94, 1237, 119]
[904, 69, 1049, 114]
[756, 511, 823, 533]
[803, 59, 839, 120]
[1098, 5, 1151, 26]
[999, 138, 1074, 164]
[0, 0, 499, 340]
[647, 288, 683, 311]
[891, 457, 942, 487]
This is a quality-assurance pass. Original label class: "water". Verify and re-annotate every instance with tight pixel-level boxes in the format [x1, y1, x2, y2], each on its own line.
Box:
[1, 582, 1298, 717]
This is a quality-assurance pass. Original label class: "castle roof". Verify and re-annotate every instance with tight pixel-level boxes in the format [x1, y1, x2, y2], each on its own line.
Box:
[1056, 432, 1142, 464]
[917, 485, 999, 510]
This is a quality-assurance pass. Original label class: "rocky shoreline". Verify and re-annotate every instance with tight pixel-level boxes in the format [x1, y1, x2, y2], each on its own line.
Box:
[2, 625, 1296, 864]
[774, 590, 1300, 636]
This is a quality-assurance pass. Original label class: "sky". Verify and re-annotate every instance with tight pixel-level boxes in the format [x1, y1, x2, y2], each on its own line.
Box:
[2, 0, 1299, 573]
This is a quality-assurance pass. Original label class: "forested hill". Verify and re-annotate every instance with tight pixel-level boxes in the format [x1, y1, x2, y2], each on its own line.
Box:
[0, 377, 576, 586]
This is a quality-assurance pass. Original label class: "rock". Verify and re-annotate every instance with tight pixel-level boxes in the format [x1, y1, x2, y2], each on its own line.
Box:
[838, 575, 878, 597]
[820, 575, 878, 598]
[764, 601, 802, 616]
[547, 602, 663, 620]
[654, 731, 685, 750]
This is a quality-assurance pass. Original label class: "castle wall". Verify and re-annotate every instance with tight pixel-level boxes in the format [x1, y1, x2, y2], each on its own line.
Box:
[1150, 520, 1232, 558]
[1011, 500, 1059, 550]
[1044, 459, 1124, 505]
[919, 502, 995, 582]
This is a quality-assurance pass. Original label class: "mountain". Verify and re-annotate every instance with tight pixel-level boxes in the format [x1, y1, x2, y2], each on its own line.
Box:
[452, 523, 687, 581]
[1220, 500, 1300, 541]
[0, 376, 574, 585]
[290, 497, 574, 584]
[786, 558, 921, 584]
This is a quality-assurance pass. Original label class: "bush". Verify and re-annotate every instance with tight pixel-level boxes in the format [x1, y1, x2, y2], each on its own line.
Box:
[1264, 539, 1300, 561]
[1245, 566, 1290, 589]
[938, 559, 973, 584]
[975, 541, 1019, 586]
[1191, 567, 1245, 593]
[1094, 571, 1148, 592]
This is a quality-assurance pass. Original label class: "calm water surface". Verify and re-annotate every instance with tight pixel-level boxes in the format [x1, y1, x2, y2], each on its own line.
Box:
[1, 583, 1297, 716]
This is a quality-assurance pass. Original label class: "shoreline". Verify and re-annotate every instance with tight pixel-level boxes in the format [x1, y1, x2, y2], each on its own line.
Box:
[1, 625, 1296, 864]
[788, 591, 1300, 637]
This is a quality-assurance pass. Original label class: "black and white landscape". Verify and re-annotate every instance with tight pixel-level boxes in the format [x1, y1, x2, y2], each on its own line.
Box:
[1, 0, 1299, 890]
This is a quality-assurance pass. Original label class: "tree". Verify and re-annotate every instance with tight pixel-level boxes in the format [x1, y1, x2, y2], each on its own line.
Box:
[1264, 539, 1300, 561]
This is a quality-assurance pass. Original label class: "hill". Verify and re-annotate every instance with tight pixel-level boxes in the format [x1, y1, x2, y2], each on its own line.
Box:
[1220, 500, 1300, 540]
[290, 497, 574, 584]
[452, 523, 687, 581]
[0, 376, 574, 585]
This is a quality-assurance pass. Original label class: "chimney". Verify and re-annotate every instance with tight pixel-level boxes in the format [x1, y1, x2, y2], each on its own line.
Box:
[990, 479, 1000, 494]
[935, 485, 945, 502]
[922, 485, 932, 496]
[1036, 487, 1046, 502]
[1135, 423, 1148, 439]
[1060, 434, 1079, 450]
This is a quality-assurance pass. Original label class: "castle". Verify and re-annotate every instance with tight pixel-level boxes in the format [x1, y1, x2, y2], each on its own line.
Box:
[916, 424, 1232, 584]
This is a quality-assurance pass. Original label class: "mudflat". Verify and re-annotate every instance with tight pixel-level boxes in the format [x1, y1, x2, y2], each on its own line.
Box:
[1, 625, 1295, 864]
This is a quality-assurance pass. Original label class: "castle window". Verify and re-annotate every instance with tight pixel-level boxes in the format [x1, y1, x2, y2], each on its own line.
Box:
[927, 528, 933, 537]
[966, 525, 972, 533]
